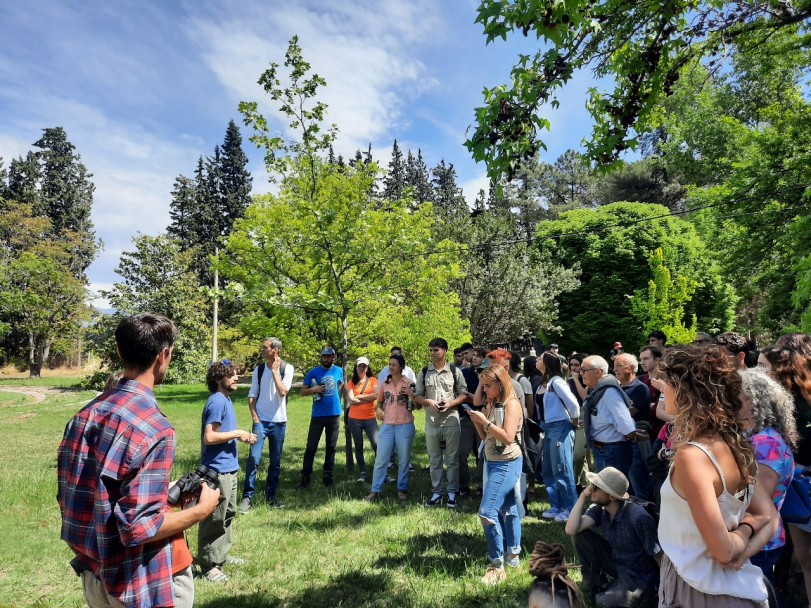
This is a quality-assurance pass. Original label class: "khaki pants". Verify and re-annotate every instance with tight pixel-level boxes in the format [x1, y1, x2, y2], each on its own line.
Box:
[81, 565, 193, 608]
[573, 426, 589, 486]
[425, 421, 461, 495]
[197, 470, 239, 570]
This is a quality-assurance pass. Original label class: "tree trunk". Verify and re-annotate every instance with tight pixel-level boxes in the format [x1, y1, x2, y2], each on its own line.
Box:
[341, 311, 353, 472]
[212, 249, 219, 363]
[28, 334, 51, 378]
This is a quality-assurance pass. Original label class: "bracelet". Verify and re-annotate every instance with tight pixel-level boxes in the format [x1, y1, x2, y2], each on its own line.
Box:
[738, 522, 755, 537]
[485, 422, 492, 433]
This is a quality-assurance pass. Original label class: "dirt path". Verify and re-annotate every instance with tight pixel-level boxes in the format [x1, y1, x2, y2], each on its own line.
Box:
[0, 386, 80, 404]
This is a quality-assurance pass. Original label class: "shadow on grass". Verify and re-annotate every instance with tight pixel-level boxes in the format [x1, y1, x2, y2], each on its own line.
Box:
[374, 529, 481, 578]
[197, 569, 420, 608]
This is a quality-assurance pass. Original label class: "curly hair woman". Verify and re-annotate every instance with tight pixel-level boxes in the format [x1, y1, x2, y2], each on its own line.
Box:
[739, 368, 797, 594]
[657, 345, 777, 607]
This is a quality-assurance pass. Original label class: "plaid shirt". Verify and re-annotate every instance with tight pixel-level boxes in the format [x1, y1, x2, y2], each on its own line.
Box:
[57, 379, 176, 608]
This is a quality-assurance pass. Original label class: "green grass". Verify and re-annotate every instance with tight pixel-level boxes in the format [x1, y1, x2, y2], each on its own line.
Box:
[0, 376, 83, 387]
[0, 383, 580, 608]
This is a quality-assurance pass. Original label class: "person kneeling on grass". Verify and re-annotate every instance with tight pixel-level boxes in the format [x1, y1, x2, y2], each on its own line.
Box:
[198, 361, 257, 582]
[564, 467, 660, 608]
[467, 364, 524, 586]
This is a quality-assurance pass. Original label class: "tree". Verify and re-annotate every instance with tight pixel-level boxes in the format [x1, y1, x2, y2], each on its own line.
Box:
[630, 247, 698, 344]
[7, 152, 41, 206]
[234, 36, 470, 377]
[464, 0, 811, 180]
[95, 234, 211, 384]
[535, 202, 734, 355]
[220, 119, 253, 222]
[457, 207, 580, 344]
[431, 160, 471, 242]
[0, 204, 89, 377]
[383, 139, 406, 201]
[405, 149, 433, 207]
[167, 175, 197, 244]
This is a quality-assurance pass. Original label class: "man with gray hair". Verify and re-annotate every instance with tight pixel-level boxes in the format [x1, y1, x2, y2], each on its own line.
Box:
[580, 355, 637, 479]
[240, 337, 294, 513]
[613, 353, 651, 499]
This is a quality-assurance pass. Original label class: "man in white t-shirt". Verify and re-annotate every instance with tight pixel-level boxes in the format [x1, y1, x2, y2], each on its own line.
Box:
[239, 337, 294, 513]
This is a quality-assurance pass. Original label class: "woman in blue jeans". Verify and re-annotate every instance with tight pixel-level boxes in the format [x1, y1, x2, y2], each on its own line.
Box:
[468, 365, 523, 586]
[535, 352, 579, 522]
[364, 354, 415, 502]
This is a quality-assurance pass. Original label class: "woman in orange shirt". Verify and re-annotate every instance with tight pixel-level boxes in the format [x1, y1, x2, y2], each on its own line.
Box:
[346, 356, 379, 482]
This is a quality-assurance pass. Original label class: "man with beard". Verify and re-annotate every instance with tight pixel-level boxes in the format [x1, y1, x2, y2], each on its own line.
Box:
[198, 361, 258, 582]
[565, 468, 660, 608]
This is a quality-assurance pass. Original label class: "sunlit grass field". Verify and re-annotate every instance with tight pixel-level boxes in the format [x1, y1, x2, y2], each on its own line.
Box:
[0, 382, 585, 607]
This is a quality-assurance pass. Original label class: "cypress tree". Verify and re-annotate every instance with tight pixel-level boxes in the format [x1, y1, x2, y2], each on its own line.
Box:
[8, 152, 42, 207]
[219, 120, 252, 224]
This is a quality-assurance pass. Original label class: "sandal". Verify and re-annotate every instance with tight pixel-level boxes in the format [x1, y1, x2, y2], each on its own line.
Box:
[204, 567, 229, 583]
[398, 490, 408, 501]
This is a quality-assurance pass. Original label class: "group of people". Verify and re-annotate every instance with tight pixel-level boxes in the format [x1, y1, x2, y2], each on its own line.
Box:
[54, 311, 811, 608]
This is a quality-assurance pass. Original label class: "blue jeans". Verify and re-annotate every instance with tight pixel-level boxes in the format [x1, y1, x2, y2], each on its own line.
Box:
[242, 421, 286, 500]
[541, 419, 576, 511]
[591, 441, 633, 478]
[479, 456, 522, 566]
[628, 442, 650, 500]
[371, 422, 415, 492]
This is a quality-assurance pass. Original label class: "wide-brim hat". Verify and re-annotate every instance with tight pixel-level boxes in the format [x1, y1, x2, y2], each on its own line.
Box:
[585, 467, 629, 500]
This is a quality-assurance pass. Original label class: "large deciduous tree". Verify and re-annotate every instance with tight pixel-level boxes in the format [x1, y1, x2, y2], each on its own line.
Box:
[465, 0, 811, 180]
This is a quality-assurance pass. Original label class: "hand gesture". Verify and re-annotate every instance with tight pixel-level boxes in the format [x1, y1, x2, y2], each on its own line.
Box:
[271, 357, 282, 372]
[468, 409, 488, 426]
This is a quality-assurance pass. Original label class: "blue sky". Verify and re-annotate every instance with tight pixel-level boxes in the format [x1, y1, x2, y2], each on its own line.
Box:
[0, 0, 599, 306]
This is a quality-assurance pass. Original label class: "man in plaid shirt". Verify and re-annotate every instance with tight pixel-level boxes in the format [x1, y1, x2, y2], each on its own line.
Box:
[58, 313, 220, 608]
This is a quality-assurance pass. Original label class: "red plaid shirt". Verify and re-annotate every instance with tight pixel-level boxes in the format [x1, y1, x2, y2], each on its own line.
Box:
[57, 379, 176, 608]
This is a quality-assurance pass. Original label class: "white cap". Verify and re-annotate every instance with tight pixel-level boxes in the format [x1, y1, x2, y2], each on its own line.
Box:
[356, 356, 370, 366]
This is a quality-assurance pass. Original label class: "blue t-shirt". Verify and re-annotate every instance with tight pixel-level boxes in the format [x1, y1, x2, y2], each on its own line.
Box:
[200, 392, 239, 473]
[622, 377, 651, 423]
[303, 365, 344, 417]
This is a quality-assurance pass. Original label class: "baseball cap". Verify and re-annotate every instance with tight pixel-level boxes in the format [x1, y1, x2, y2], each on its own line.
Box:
[321, 346, 336, 356]
[356, 356, 370, 366]
[477, 357, 491, 373]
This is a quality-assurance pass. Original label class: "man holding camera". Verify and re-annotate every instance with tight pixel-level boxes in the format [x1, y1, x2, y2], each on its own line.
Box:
[198, 361, 257, 582]
[57, 313, 220, 608]
[414, 337, 468, 508]
[299, 346, 344, 489]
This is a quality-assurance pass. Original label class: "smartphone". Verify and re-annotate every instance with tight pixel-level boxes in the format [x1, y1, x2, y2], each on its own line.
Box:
[461, 403, 473, 412]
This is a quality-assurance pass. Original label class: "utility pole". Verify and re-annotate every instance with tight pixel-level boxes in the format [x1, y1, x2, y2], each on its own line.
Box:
[211, 246, 219, 362]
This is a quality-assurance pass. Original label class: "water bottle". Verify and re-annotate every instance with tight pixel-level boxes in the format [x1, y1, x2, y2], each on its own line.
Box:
[494, 401, 505, 447]
[313, 381, 325, 402]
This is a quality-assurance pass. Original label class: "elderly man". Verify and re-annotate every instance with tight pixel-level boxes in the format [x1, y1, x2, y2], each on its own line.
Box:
[613, 353, 651, 500]
[580, 355, 637, 478]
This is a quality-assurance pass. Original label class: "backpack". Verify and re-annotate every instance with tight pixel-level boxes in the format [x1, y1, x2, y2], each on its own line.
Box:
[256, 360, 289, 405]
[518, 416, 543, 476]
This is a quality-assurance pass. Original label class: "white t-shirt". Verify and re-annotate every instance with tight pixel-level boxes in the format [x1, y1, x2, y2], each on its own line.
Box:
[378, 365, 416, 386]
[249, 360, 295, 423]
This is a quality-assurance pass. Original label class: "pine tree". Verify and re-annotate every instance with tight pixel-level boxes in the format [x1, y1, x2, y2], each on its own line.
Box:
[8, 152, 41, 207]
[0, 158, 9, 201]
[328, 145, 336, 165]
[383, 139, 406, 201]
[167, 175, 197, 244]
[32, 127, 95, 237]
[405, 149, 433, 207]
[219, 120, 252, 225]
[431, 159, 471, 242]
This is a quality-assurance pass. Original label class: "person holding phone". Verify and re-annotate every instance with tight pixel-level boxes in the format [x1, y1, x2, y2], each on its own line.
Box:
[364, 354, 415, 502]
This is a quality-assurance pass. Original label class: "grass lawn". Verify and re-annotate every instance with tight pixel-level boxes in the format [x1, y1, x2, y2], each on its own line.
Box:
[0, 383, 582, 608]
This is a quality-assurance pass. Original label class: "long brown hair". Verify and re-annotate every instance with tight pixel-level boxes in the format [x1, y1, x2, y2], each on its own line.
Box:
[761, 345, 811, 403]
[659, 344, 757, 484]
[479, 365, 518, 405]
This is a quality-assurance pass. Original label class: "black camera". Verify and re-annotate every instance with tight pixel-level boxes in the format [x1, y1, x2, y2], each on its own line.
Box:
[167, 464, 219, 508]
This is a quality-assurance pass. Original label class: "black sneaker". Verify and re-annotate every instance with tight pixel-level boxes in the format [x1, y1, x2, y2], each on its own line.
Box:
[447, 493, 457, 508]
[266, 496, 284, 508]
[296, 478, 310, 491]
[425, 493, 443, 507]
[323, 477, 335, 488]
[459, 488, 471, 497]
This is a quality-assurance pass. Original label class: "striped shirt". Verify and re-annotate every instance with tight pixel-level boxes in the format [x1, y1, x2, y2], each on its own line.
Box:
[57, 379, 176, 608]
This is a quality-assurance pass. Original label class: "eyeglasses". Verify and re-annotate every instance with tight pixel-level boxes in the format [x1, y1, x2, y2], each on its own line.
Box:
[581, 367, 597, 373]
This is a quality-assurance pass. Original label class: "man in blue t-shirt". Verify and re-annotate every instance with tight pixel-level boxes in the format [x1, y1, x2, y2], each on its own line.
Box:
[298, 346, 344, 489]
[198, 361, 257, 582]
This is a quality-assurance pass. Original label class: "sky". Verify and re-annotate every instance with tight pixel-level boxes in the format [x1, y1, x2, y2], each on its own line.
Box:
[0, 0, 600, 308]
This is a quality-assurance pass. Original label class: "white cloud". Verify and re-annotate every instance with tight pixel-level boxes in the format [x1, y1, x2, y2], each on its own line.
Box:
[460, 171, 490, 208]
[185, 0, 442, 155]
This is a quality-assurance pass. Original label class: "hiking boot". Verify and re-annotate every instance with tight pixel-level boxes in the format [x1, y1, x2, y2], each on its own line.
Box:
[481, 565, 505, 585]
[239, 497, 251, 514]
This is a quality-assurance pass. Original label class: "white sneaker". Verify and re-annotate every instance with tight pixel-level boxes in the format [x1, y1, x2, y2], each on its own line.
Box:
[542, 507, 561, 519]
[554, 510, 570, 522]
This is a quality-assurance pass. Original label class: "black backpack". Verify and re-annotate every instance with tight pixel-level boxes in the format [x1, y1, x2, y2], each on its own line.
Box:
[256, 360, 289, 404]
